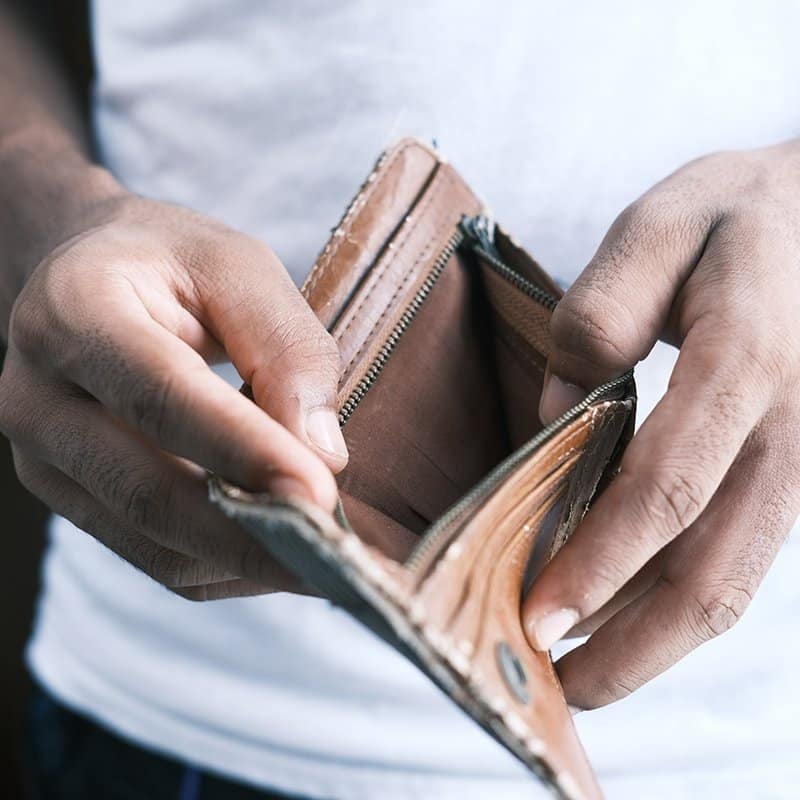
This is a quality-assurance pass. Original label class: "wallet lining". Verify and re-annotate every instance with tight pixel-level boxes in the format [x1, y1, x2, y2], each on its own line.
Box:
[337, 218, 560, 564]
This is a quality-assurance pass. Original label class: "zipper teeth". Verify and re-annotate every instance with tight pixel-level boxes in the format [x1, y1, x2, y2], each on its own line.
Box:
[405, 368, 634, 572]
[473, 243, 559, 311]
[338, 228, 465, 426]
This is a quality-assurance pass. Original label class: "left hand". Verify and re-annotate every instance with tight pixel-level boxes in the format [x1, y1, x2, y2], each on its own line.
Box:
[522, 140, 800, 710]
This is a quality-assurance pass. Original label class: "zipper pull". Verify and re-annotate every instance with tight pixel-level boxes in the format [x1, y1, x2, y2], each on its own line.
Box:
[459, 214, 501, 258]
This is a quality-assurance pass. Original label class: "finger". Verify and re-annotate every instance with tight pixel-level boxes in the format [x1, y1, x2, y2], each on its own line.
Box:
[525, 214, 785, 650]
[12, 451, 236, 589]
[540, 178, 717, 423]
[17, 288, 339, 509]
[524, 318, 773, 650]
[182, 236, 348, 471]
[3, 373, 302, 587]
[555, 413, 800, 709]
[565, 551, 664, 638]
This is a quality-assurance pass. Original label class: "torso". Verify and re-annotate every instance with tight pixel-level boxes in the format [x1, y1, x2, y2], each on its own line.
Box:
[27, 2, 800, 797]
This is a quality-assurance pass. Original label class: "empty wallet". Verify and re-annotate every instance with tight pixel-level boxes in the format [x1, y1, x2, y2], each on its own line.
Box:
[209, 138, 636, 800]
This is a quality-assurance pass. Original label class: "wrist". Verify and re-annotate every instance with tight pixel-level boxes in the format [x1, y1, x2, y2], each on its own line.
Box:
[0, 127, 128, 332]
[0, 124, 127, 235]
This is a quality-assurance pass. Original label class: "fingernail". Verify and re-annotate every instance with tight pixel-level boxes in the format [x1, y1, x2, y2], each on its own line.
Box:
[539, 373, 586, 424]
[527, 608, 580, 651]
[567, 704, 583, 716]
[305, 407, 348, 460]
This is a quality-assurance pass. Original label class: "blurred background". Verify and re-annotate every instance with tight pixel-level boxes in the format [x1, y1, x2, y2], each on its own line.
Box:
[0, 345, 48, 798]
[1, 6, 91, 796]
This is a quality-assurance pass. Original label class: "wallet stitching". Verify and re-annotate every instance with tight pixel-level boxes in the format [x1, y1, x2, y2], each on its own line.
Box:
[303, 140, 418, 298]
[304, 143, 410, 296]
[339, 170, 457, 376]
[338, 168, 453, 345]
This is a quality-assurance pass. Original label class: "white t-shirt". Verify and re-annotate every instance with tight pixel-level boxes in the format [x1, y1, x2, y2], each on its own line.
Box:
[28, 2, 800, 798]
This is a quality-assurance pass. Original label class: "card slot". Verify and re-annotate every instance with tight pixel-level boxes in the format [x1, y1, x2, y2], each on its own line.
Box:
[479, 260, 553, 359]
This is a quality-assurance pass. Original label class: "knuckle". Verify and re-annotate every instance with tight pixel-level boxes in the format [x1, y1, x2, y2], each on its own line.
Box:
[632, 467, 706, 540]
[122, 470, 175, 534]
[684, 581, 753, 641]
[550, 291, 633, 371]
[612, 193, 707, 254]
[127, 372, 177, 442]
[10, 259, 86, 360]
[123, 479, 158, 531]
[182, 231, 282, 294]
[142, 547, 195, 587]
[271, 322, 340, 371]
[8, 294, 47, 357]
[613, 196, 661, 240]
[590, 671, 644, 708]
[253, 321, 341, 400]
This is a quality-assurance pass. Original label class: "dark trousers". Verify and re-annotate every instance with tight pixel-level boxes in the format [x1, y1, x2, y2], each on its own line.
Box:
[24, 684, 307, 800]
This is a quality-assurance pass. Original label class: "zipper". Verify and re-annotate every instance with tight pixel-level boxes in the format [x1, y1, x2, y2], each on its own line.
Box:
[405, 369, 633, 573]
[338, 214, 558, 426]
[459, 214, 559, 312]
[338, 226, 465, 425]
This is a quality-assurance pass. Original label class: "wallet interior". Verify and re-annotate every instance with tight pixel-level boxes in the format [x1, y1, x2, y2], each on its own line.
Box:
[335, 218, 560, 564]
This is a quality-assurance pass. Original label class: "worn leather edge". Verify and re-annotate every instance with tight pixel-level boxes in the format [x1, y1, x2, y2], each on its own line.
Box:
[333, 162, 483, 400]
[208, 477, 576, 799]
[301, 138, 441, 329]
[550, 397, 635, 558]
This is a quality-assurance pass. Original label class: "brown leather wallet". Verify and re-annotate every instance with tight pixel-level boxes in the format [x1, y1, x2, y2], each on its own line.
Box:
[209, 139, 636, 800]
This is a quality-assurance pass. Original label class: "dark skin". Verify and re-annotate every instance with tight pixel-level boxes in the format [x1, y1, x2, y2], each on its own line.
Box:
[1, 2, 798, 709]
[526, 146, 800, 709]
[0, 1, 347, 600]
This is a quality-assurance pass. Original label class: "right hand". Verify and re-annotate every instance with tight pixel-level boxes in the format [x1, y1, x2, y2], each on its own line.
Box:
[0, 187, 349, 600]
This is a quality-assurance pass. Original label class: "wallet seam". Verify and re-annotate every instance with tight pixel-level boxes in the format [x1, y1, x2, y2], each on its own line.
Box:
[339, 168, 458, 377]
[303, 140, 419, 298]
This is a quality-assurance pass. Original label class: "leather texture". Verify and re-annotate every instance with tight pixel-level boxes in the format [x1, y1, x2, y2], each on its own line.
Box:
[210, 139, 636, 800]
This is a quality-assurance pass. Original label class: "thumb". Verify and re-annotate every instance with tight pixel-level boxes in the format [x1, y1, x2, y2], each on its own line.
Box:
[198, 238, 348, 473]
[540, 196, 712, 423]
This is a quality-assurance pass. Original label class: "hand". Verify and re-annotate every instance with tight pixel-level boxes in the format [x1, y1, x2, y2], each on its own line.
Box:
[0, 188, 348, 600]
[523, 141, 800, 710]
